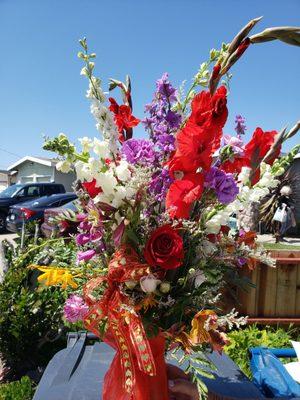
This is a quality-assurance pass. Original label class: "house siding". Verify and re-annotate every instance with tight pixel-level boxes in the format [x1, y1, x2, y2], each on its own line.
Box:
[54, 169, 76, 191]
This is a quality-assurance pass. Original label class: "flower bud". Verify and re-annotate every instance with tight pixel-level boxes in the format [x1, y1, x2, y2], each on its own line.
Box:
[159, 282, 171, 293]
[140, 275, 161, 293]
[125, 280, 137, 290]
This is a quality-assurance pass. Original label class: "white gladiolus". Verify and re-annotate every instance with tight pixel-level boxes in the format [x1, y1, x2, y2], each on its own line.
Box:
[75, 161, 94, 182]
[140, 275, 161, 293]
[79, 137, 93, 153]
[56, 160, 72, 173]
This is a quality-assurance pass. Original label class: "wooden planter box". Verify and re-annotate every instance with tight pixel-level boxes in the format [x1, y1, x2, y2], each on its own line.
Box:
[237, 250, 300, 324]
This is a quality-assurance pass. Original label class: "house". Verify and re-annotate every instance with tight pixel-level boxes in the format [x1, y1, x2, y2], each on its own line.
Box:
[0, 170, 10, 192]
[7, 156, 76, 191]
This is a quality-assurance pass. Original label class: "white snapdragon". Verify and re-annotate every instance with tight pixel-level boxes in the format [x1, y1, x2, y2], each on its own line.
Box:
[79, 137, 93, 153]
[115, 160, 131, 182]
[56, 160, 72, 173]
[238, 167, 251, 185]
[93, 138, 110, 159]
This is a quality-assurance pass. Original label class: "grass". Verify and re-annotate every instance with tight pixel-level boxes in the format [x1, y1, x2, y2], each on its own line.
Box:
[262, 243, 300, 251]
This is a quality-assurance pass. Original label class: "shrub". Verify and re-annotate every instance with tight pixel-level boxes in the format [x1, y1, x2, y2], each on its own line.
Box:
[0, 237, 76, 379]
[0, 376, 34, 400]
[224, 324, 300, 378]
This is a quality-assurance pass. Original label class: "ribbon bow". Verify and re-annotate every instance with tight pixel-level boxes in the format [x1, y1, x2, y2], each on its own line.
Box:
[83, 246, 156, 394]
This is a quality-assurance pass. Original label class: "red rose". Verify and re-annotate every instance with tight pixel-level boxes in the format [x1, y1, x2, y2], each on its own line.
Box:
[144, 225, 184, 270]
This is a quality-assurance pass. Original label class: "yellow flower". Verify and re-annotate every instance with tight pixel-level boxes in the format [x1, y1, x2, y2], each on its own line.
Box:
[30, 265, 80, 289]
[189, 310, 215, 345]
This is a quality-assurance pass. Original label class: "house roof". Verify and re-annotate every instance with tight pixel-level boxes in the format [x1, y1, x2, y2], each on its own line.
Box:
[7, 156, 59, 171]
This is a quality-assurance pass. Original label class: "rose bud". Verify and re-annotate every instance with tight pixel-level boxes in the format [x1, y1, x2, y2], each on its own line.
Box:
[140, 275, 161, 293]
[159, 282, 171, 293]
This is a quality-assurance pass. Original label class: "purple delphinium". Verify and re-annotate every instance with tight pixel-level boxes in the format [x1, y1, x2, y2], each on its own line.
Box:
[63, 294, 88, 323]
[235, 115, 247, 137]
[205, 167, 239, 204]
[148, 168, 173, 202]
[121, 138, 156, 166]
[143, 73, 182, 158]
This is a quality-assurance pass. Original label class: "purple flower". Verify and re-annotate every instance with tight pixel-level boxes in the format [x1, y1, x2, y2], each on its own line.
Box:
[121, 138, 156, 166]
[221, 134, 244, 156]
[205, 167, 239, 204]
[149, 168, 173, 202]
[76, 249, 96, 263]
[156, 73, 177, 101]
[156, 133, 176, 153]
[235, 115, 247, 137]
[63, 294, 88, 323]
[142, 73, 181, 160]
[237, 257, 247, 267]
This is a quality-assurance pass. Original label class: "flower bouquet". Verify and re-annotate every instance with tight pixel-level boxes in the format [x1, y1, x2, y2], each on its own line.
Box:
[37, 17, 300, 400]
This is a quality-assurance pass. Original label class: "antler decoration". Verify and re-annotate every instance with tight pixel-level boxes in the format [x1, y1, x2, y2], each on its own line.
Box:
[209, 17, 300, 93]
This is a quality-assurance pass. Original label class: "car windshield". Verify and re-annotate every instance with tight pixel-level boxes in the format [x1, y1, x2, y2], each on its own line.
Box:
[0, 184, 24, 198]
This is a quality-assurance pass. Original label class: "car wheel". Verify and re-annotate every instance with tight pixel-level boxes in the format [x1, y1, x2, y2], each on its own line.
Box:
[0, 212, 6, 233]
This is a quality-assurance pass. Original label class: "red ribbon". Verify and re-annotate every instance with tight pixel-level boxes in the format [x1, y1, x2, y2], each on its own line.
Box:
[83, 246, 166, 398]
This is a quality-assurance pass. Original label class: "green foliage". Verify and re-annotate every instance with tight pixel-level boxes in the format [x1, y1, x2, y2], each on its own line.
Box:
[0, 376, 34, 400]
[224, 325, 300, 378]
[0, 237, 76, 377]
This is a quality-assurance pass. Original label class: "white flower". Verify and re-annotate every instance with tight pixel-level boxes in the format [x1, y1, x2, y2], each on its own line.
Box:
[194, 271, 206, 288]
[96, 171, 117, 196]
[93, 138, 110, 159]
[201, 240, 216, 256]
[238, 167, 251, 185]
[79, 137, 93, 153]
[140, 275, 161, 293]
[56, 160, 72, 173]
[115, 160, 131, 182]
[75, 161, 93, 182]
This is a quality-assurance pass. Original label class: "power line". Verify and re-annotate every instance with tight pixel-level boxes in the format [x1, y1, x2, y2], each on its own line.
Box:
[0, 147, 22, 159]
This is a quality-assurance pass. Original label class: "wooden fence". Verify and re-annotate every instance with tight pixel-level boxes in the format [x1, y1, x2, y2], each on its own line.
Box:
[237, 250, 300, 324]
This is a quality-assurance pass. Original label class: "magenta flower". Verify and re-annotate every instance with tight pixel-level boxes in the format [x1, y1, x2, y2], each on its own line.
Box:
[76, 249, 96, 263]
[63, 294, 88, 323]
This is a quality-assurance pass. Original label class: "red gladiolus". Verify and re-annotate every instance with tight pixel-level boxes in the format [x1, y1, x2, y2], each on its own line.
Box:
[166, 173, 204, 219]
[244, 127, 280, 184]
[168, 86, 228, 176]
[144, 225, 184, 270]
[109, 98, 140, 142]
[82, 179, 102, 198]
[190, 85, 228, 131]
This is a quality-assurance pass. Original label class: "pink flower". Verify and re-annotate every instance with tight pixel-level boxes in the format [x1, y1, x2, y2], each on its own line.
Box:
[63, 295, 88, 323]
[76, 249, 96, 263]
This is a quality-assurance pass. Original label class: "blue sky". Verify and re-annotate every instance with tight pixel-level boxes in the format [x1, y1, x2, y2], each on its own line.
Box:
[0, 0, 299, 169]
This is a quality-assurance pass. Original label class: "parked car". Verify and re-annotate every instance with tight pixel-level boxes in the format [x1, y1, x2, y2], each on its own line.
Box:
[6, 193, 76, 233]
[0, 182, 65, 233]
[41, 200, 79, 238]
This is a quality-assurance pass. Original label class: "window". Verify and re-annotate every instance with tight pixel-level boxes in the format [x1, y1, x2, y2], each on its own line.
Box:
[27, 186, 40, 197]
[43, 185, 62, 195]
